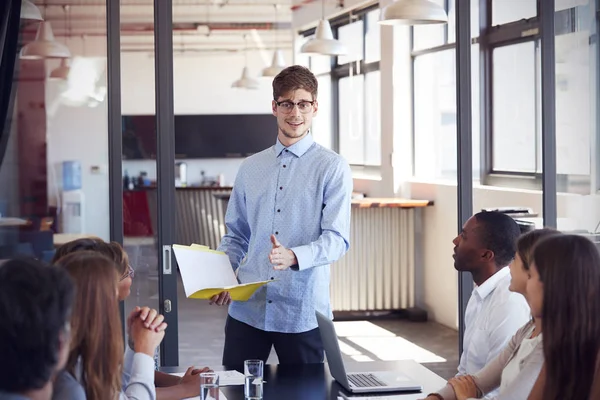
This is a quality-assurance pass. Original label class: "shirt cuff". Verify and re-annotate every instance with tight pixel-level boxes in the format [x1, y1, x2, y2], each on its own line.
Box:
[289, 245, 313, 271]
[130, 352, 157, 381]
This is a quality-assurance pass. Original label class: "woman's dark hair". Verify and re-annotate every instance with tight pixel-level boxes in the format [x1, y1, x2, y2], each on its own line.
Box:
[516, 228, 560, 271]
[533, 234, 600, 400]
[0, 257, 74, 392]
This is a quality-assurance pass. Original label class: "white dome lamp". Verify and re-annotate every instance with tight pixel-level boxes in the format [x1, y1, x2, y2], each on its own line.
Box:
[379, 0, 448, 25]
[21, 0, 43, 21]
[232, 66, 260, 89]
[262, 5, 286, 77]
[20, 21, 71, 59]
[232, 35, 260, 89]
[300, 0, 346, 56]
[262, 49, 286, 77]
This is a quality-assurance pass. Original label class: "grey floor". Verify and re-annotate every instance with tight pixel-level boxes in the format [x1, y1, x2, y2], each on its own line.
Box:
[124, 242, 459, 380]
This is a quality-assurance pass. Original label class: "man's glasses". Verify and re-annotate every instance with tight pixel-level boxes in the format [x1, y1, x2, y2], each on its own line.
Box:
[120, 265, 135, 281]
[276, 100, 315, 114]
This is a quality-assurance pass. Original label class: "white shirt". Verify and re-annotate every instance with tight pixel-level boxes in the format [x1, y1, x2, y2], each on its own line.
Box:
[458, 267, 531, 379]
[500, 325, 542, 393]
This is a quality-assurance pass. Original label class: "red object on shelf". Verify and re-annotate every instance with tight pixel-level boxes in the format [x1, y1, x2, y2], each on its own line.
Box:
[123, 191, 153, 236]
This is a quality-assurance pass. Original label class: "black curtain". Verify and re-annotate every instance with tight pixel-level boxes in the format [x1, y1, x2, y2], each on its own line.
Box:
[0, 0, 22, 167]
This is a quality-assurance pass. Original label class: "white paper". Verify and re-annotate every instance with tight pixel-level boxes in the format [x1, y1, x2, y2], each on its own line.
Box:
[172, 246, 238, 297]
[181, 390, 228, 400]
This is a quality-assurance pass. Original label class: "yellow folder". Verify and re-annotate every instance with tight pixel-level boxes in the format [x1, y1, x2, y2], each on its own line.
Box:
[172, 244, 273, 301]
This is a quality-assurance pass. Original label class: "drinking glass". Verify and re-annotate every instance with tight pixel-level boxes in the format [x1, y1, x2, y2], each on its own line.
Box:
[244, 359, 264, 400]
[200, 372, 219, 400]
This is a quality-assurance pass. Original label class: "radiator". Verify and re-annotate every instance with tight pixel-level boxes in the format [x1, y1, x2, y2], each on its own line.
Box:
[330, 207, 417, 312]
[175, 189, 231, 249]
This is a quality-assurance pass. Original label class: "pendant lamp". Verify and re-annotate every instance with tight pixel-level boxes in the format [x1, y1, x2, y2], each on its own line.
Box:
[20, 22, 71, 59]
[300, 0, 346, 56]
[21, 0, 43, 21]
[232, 67, 260, 89]
[262, 49, 285, 77]
[379, 0, 448, 25]
[262, 4, 286, 77]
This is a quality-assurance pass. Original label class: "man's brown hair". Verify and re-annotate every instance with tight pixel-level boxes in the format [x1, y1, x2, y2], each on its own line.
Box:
[272, 65, 318, 101]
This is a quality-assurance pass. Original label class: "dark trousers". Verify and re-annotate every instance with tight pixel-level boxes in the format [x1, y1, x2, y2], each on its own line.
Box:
[222, 315, 324, 366]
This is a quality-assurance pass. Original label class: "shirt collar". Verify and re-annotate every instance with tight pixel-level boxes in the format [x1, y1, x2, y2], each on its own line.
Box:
[474, 266, 510, 300]
[274, 134, 314, 158]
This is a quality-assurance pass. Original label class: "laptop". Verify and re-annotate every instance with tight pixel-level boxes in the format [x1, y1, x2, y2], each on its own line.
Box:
[316, 311, 423, 394]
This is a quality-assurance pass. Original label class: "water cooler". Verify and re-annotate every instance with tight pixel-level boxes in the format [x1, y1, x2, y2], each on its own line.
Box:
[61, 161, 85, 233]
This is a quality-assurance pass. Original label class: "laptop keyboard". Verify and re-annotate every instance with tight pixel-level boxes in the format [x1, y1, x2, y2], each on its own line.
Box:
[347, 373, 387, 388]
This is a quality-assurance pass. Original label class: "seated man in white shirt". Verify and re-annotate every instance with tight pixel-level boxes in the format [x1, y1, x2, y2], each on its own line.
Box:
[450, 211, 530, 398]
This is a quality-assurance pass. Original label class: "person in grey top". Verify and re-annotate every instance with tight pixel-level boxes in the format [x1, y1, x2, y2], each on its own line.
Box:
[0, 257, 75, 400]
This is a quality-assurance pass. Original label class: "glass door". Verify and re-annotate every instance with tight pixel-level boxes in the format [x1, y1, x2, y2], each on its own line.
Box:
[108, 0, 179, 365]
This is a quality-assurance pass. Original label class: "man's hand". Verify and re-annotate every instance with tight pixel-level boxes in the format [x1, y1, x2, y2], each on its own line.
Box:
[448, 375, 478, 400]
[210, 291, 232, 306]
[269, 234, 298, 270]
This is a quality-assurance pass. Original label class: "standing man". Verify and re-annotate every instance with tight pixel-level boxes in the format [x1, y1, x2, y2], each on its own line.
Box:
[211, 65, 353, 366]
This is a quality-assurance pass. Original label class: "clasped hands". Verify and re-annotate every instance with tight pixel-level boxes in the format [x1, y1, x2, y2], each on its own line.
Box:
[210, 234, 298, 306]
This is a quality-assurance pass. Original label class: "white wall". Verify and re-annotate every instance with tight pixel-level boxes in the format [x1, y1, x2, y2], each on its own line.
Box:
[120, 49, 293, 186]
[46, 35, 292, 237]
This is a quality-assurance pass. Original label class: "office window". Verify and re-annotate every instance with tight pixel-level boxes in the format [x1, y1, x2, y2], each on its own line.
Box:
[338, 19, 364, 65]
[338, 75, 365, 164]
[313, 75, 333, 149]
[364, 70, 381, 165]
[413, 0, 445, 51]
[447, 0, 480, 43]
[491, 42, 538, 173]
[414, 50, 457, 179]
[491, 0, 537, 25]
[365, 10, 381, 63]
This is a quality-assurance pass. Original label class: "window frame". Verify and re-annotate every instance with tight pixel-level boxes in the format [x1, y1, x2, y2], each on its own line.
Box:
[410, 0, 600, 194]
[298, 3, 382, 168]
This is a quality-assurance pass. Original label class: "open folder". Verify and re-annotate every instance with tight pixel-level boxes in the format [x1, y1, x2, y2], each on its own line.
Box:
[172, 244, 272, 301]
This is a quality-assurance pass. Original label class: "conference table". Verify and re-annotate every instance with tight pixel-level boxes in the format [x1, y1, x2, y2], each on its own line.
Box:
[162, 360, 447, 400]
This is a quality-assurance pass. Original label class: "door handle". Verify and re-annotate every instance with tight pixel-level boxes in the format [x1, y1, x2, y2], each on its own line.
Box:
[163, 245, 172, 275]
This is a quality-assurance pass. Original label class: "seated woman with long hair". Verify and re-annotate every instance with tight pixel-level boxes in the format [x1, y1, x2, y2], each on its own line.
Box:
[52, 238, 209, 400]
[52, 251, 165, 400]
[424, 228, 559, 400]
[525, 234, 600, 400]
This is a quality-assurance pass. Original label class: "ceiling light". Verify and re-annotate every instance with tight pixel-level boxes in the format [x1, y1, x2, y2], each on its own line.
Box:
[301, 19, 347, 56]
[232, 67, 260, 89]
[262, 50, 285, 77]
[21, 0, 43, 21]
[49, 58, 71, 80]
[20, 22, 71, 59]
[379, 0, 448, 25]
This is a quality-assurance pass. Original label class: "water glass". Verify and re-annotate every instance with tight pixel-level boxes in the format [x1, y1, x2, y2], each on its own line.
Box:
[200, 372, 219, 400]
[244, 359, 264, 400]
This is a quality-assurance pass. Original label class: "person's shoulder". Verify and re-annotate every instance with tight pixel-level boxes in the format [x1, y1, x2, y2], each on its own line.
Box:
[311, 144, 351, 171]
[52, 370, 86, 400]
[238, 146, 276, 171]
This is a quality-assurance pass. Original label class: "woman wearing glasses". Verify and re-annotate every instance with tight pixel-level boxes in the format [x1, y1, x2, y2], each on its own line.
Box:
[52, 238, 210, 400]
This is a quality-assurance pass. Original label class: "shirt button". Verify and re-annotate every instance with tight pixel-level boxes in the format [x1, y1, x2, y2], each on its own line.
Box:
[275, 231, 279, 235]
[283, 165, 286, 168]
[285, 149, 288, 152]
[277, 209, 281, 212]
[270, 277, 274, 280]
[268, 300, 273, 304]
[279, 186, 283, 190]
